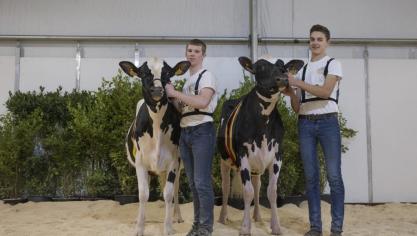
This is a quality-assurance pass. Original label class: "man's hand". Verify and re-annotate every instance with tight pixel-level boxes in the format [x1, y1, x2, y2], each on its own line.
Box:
[165, 83, 178, 98]
[282, 86, 295, 96]
[287, 73, 299, 88]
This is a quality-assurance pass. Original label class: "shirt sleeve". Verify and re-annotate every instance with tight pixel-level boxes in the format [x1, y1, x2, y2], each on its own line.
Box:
[198, 71, 217, 93]
[328, 59, 343, 79]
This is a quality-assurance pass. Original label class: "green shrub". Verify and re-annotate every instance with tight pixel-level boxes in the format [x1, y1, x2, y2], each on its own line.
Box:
[0, 70, 356, 200]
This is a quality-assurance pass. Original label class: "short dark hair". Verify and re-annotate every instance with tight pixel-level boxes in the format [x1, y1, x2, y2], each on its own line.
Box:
[186, 39, 207, 55]
[310, 24, 331, 41]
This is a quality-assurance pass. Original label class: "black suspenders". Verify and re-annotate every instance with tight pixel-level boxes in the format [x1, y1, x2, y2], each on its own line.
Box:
[181, 70, 214, 118]
[301, 58, 339, 104]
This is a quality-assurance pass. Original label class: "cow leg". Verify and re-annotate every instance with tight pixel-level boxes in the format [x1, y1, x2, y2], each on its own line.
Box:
[159, 172, 167, 208]
[240, 157, 254, 236]
[268, 159, 282, 235]
[163, 161, 179, 235]
[251, 174, 262, 222]
[218, 159, 231, 224]
[135, 165, 149, 236]
[173, 161, 184, 223]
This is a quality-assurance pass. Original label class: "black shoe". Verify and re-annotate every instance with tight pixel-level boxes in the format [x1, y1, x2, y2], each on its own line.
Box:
[186, 224, 199, 236]
[197, 228, 212, 236]
[304, 229, 323, 236]
[330, 231, 342, 236]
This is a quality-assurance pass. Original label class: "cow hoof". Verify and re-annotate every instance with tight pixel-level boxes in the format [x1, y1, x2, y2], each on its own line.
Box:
[164, 228, 176, 235]
[253, 215, 263, 222]
[271, 228, 282, 235]
[133, 231, 144, 236]
[239, 233, 251, 236]
[218, 217, 229, 224]
[175, 218, 184, 223]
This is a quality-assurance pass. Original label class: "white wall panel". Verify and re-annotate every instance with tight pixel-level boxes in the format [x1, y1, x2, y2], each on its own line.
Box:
[20, 58, 76, 92]
[0, 0, 249, 37]
[369, 59, 417, 202]
[291, 0, 417, 39]
[338, 59, 369, 203]
[80, 58, 123, 91]
[0, 56, 15, 114]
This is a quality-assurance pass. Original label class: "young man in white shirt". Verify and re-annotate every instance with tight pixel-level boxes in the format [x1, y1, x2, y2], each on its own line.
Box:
[165, 39, 217, 236]
[285, 24, 345, 236]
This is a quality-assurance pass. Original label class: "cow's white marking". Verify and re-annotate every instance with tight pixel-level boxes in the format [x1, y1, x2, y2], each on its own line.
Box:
[256, 91, 279, 116]
[148, 57, 163, 87]
[243, 135, 280, 175]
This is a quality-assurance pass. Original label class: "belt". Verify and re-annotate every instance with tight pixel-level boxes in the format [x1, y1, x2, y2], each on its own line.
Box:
[181, 122, 213, 131]
[298, 112, 338, 121]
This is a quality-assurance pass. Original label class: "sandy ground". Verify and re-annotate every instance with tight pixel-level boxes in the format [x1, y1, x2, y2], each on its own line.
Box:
[1, 200, 417, 236]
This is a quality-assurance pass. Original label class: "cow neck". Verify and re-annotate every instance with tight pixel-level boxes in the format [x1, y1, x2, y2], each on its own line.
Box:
[255, 90, 279, 116]
[143, 93, 168, 113]
[145, 98, 168, 118]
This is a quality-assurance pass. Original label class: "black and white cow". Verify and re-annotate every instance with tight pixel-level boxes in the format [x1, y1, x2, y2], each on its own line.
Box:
[217, 57, 304, 235]
[119, 58, 190, 236]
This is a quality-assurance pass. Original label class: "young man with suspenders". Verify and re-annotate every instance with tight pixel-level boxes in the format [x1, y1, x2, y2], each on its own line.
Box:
[285, 24, 345, 236]
[165, 39, 217, 236]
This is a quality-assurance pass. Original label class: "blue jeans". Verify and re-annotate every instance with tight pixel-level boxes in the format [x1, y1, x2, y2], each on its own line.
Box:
[180, 122, 215, 232]
[298, 115, 345, 233]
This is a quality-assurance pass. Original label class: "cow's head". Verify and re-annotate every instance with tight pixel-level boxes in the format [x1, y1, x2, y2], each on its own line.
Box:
[238, 57, 304, 96]
[119, 58, 190, 102]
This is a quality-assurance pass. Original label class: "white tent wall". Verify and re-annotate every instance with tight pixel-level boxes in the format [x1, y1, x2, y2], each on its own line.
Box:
[1, 0, 417, 203]
[0, 56, 15, 114]
[369, 60, 417, 203]
[0, 0, 249, 37]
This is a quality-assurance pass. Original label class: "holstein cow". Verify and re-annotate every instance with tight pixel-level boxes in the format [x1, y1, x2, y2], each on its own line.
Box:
[119, 58, 190, 236]
[217, 57, 304, 235]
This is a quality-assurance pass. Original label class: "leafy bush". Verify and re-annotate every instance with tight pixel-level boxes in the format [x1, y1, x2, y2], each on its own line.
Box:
[0, 70, 356, 200]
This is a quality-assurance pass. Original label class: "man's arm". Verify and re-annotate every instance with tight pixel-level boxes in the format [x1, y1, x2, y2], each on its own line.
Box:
[288, 74, 340, 99]
[169, 98, 183, 112]
[165, 83, 214, 109]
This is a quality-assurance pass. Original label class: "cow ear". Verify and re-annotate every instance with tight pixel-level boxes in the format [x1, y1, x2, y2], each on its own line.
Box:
[119, 61, 139, 77]
[275, 59, 285, 68]
[285, 59, 305, 75]
[173, 61, 191, 76]
[238, 57, 254, 74]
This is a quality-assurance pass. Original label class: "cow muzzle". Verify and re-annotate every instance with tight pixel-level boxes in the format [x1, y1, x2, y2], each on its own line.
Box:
[150, 86, 164, 100]
[276, 78, 289, 92]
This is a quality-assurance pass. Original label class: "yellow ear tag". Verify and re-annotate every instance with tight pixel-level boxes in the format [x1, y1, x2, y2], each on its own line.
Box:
[289, 67, 297, 76]
[174, 68, 183, 76]
[129, 68, 138, 77]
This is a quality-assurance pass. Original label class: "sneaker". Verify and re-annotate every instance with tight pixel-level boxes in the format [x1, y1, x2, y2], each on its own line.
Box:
[197, 228, 212, 236]
[304, 229, 323, 236]
[330, 231, 342, 236]
[186, 224, 199, 236]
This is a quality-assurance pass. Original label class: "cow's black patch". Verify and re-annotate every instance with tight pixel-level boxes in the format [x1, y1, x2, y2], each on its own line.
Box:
[161, 103, 181, 146]
[240, 168, 250, 184]
[167, 171, 176, 184]
[273, 164, 279, 175]
[275, 149, 283, 161]
[135, 104, 153, 139]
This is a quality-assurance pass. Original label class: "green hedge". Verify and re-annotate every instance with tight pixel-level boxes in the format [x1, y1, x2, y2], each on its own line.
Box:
[0, 72, 356, 200]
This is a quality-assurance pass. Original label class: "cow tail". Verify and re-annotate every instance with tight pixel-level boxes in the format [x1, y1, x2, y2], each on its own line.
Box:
[125, 122, 137, 167]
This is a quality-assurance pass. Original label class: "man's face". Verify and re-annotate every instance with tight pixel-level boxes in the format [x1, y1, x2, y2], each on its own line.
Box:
[186, 44, 205, 67]
[309, 31, 329, 57]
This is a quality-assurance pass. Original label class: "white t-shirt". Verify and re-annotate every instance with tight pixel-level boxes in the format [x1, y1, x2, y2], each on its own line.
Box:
[295, 56, 343, 115]
[180, 68, 218, 127]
